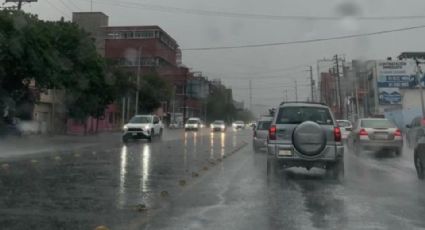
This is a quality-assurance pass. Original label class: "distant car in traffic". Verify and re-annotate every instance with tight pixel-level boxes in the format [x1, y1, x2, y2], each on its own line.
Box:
[348, 118, 403, 156]
[122, 115, 163, 143]
[253, 116, 273, 153]
[232, 121, 245, 130]
[267, 102, 344, 179]
[210, 120, 226, 132]
[406, 116, 425, 149]
[337, 120, 352, 141]
[185, 117, 202, 131]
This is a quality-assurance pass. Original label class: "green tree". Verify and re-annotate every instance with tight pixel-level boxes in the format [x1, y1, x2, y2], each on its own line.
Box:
[137, 74, 172, 113]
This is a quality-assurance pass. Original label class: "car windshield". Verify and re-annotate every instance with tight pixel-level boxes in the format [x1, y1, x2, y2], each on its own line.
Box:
[337, 121, 352, 127]
[187, 120, 199, 124]
[276, 107, 333, 125]
[361, 119, 396, 128]
[213, 121, 224, 124]
[129, 116, 151, 124]
[257, 121, 272, 130]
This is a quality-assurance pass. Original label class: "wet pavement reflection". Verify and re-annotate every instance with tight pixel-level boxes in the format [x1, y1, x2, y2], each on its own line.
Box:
[0, 129, 247, 229]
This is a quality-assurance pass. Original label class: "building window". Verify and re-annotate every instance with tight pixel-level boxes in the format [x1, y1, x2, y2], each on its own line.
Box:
[134, 31, 155, 39]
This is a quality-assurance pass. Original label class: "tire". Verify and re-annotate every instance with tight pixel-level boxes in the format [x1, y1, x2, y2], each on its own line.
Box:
[122, 136, 129, 144]
[327, 158, 344, 181]
[266, 156, 279, 176]
[414, 152, 425, 180]
[395, 147, 402, 156]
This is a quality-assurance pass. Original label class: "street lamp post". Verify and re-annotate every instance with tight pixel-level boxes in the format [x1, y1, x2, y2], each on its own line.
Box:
[135, 47, 142, 115]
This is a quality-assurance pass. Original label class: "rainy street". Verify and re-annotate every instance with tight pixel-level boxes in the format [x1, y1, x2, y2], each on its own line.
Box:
[0, 129, 424, 230]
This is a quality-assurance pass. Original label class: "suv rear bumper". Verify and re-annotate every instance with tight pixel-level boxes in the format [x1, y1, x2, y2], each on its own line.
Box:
[267, 144, 344, 161]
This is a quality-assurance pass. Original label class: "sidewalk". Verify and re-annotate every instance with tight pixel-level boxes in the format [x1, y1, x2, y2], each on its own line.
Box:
[0, 132, 122, 159]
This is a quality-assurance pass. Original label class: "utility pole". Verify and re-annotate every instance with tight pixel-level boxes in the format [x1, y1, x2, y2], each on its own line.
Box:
[415, 60, 425, 117]
[249, 79, 252, 110]
[122, 97, 126, 125]
[183, 74, 188, 123]
[309, 66, 314, 102]
[135, 47, 142, 115]
[334, 54, 343, 118]
[295, 80, 298, 102]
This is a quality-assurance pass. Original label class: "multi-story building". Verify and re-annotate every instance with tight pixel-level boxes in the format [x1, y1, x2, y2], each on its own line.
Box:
[72, 12, 109, 56]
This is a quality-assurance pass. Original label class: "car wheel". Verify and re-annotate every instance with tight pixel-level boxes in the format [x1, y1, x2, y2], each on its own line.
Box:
[122, 136, 129, 144]
[327, 158, 344, 181]
[395, 147, 402, 156]
[266, 156, 279, 176]
[414, 152, 425, 180]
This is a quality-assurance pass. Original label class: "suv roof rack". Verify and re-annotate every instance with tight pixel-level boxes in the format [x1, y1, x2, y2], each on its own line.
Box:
[279, 101, 327, 106]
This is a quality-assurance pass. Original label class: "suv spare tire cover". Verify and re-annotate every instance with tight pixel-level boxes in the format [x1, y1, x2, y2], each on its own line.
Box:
[292, 121, 327, 156]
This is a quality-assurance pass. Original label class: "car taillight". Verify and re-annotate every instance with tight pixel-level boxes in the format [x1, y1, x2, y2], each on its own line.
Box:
[394, 129, 401, 137]
[421, 119, 425, 126]
[334, 127, 341, 142]
[359, 128, 368, 136]
[269, 125, 277, 140]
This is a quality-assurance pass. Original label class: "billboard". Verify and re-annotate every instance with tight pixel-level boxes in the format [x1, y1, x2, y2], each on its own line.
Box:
[377, 60, 417, 89]
[378, 88, 401, 105]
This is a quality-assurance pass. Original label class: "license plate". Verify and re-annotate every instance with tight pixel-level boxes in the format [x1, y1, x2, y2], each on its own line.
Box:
[374, 134, 387, 140]
[278, 150, 292, 156]
[132, 132, 138, 136]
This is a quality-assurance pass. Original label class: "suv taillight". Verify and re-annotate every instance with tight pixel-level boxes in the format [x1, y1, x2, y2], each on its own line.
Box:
[334, 127, 341, 142]
[269, 125, 277, 140]
[359, 128, 368, 136]
[421, 119, 425, 126]
[394, 129, 401, 136]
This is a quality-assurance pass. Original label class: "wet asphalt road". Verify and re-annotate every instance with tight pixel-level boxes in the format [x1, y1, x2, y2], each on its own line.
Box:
[0, 129, 425, 230]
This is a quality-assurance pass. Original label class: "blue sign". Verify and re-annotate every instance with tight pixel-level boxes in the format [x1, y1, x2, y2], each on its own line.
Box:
[378, 88, 401, 105]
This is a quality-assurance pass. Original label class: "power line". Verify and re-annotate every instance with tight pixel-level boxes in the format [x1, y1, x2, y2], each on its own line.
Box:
[65, 0, 83, 11]
[57, 0, 79, 12]
[182, 24, 425, 51]
[45, 0, 71, 18]
[79, 0, 425, 21]
[232, 83, 310, 90]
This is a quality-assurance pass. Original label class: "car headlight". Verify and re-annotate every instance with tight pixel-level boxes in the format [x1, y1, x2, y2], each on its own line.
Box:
[123, 125, 128, 131]
[221, 125, 225, 129]
[185, 124, 189, 128]
[194, 124, 198, 128]
[210, 124, 214, 128]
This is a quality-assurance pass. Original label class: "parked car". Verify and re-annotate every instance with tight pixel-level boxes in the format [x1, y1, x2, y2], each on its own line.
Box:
[267, 102, 344, 179]
[406, 116, 425, 149]
[348, 118, 403, 156]
[414, 136, 425, 180]
[210, 120, 226, 132]
[232, 121, 245, 130]
[0, 118, 22, 137]
[122, 115, 163, 143]
[337, 120, 352, 141]
[253, 116, 273, 153]
[185, 117, 201, 131]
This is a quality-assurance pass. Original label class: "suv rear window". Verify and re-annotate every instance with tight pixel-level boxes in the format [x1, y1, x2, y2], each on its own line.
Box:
[276, 106, 334, 125]
[257, 121, 271, 130]
[361, 119, 395, 128]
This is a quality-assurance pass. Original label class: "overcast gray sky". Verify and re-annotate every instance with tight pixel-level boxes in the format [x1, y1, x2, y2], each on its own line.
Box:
[17, 0, 425, 108]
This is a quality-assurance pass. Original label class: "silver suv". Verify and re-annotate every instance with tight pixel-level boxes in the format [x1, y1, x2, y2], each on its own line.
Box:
[267, 102, 344, 179]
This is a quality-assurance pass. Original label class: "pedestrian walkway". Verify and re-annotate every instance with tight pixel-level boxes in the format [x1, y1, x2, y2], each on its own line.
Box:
[0, 132, 121, 159]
